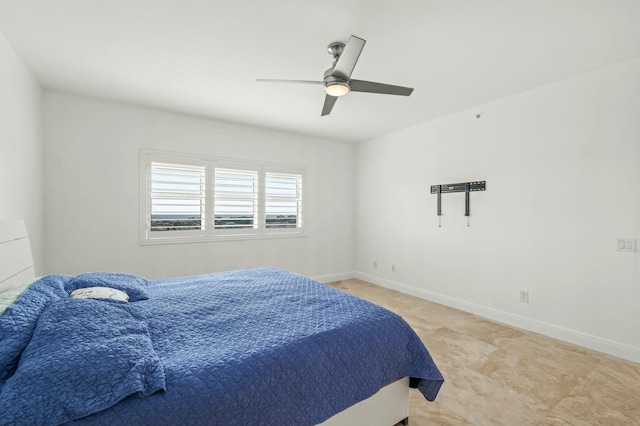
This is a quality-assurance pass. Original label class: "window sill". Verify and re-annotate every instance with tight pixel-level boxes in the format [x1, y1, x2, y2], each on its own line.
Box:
[139, 231, 307, 246]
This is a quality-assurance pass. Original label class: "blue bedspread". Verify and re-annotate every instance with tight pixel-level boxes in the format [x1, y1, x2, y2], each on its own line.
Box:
[0, 268, 443, 425]
[0, 298, 165, 425]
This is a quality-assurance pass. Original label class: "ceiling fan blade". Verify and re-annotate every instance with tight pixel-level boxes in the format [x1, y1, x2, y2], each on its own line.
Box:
[321, 94, 338, 116]
[331, 35, 366, 81]
[349, 79, 414, 96]
[256, 79, 324, 85]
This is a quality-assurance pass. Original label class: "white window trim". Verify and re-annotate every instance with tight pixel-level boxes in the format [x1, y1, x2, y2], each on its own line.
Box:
[140, 149, 306, 245]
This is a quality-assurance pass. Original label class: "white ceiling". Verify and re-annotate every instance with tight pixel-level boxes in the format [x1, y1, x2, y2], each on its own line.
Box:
[1, 0, 640, 143]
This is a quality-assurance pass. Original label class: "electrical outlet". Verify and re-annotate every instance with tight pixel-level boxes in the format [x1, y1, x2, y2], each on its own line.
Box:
[391, 264, 396, 272]
[520, 290, 529, 303]
[373, 260, 378, 269]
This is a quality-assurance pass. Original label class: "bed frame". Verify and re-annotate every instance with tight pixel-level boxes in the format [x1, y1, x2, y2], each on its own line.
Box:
[320, 376, 409, 426]
[0, 219, 410, 426]
[0, 219, 35, 293]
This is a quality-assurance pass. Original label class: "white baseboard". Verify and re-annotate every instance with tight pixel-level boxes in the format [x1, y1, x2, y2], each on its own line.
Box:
[355, 272, 640, 364]
[312, 271, 356, 284]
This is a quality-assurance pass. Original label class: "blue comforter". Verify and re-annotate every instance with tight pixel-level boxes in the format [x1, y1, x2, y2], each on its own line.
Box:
[0, 268, 443, 425]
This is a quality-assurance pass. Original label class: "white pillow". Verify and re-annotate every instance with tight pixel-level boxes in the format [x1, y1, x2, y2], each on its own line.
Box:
[70, 286, 130, 302]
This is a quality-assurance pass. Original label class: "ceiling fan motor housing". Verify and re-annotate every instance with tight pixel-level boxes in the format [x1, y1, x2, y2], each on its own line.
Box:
[324, 70, 347, 84]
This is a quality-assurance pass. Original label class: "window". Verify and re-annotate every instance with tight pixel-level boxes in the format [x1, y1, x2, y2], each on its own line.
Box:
[140, 150, 304, 243]
[214, 166, 258, 232]
[150, 162, 206, 233]
[265, 172, 302, 230]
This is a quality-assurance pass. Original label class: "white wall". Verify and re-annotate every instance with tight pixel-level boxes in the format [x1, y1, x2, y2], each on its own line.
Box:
[355, 57, 640, 362]
[44, 92, 355, 281]
[0, 33, 44, 274]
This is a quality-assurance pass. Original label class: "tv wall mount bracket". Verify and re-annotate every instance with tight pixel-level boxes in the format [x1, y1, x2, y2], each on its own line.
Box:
[430, 181, 486, 227]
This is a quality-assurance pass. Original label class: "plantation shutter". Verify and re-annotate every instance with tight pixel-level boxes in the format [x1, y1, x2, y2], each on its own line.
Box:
[214, 167, 259, 231]
[264, 172, 302, 229]
[149, 162, 206, 232]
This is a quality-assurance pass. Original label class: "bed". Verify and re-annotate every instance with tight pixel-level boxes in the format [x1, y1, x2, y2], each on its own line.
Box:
[0, 219, 443, 425]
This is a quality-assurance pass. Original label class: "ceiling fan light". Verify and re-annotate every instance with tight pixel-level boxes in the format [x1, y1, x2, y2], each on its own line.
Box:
[325, 82, 350, 97]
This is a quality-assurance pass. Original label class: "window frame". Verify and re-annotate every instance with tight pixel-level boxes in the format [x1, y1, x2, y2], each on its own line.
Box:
[140, 150, 306, 245]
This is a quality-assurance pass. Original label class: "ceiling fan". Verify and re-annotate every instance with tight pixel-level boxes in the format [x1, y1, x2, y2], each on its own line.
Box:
[257, 35, 414, 116]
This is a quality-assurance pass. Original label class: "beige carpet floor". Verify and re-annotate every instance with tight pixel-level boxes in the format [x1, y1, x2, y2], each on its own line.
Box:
[327, 279, 640, 426]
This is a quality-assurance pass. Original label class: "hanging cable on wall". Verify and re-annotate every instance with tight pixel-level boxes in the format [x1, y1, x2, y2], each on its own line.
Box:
[436, 185, 442, 227]
[430, 181, 486, 227]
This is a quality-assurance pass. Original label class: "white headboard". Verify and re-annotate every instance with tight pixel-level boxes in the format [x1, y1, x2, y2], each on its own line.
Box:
[0, 219, 35, 293]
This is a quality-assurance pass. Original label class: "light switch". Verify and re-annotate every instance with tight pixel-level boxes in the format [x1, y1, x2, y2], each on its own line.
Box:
[617, 238, 636, 252]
